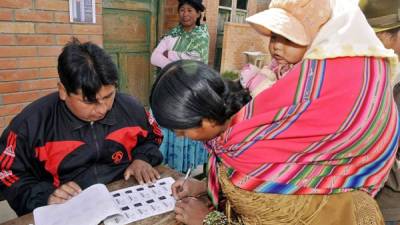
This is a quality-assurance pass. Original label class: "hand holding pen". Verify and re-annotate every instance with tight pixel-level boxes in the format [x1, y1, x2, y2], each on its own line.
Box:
[173, 167, 211, 225]
[171, 166, 208, 200]
[172, 166, 193, 200]
[180, 166, 192, 192]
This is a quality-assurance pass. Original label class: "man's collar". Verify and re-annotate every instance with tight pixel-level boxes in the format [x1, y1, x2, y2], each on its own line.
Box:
[98, 106, 117, 126]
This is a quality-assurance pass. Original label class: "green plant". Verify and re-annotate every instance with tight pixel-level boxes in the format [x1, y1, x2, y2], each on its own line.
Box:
[221, 70, 239, 80]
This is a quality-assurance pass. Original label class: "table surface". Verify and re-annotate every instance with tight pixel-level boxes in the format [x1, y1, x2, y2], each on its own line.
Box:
[1, 165, 183, 225]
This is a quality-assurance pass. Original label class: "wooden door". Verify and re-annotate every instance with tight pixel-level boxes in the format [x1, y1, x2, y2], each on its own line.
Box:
[102, 0, 158, 105]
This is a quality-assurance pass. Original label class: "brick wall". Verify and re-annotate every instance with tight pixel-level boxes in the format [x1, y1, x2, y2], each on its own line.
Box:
[220, 22, 271, 73]
[213, 0, 273, 73]
[162, 0, 180, 35]
[203, 0, 218, 68]
[0, 0, 103, 133]
[256, 0, 271, 12]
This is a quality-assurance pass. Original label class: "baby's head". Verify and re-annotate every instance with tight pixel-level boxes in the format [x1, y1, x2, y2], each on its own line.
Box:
[269, 32, 307, 65]
[246, 0, 332, 64]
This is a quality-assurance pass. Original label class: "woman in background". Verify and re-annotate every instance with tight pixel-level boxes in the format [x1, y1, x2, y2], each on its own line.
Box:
[150, 0, 209, 173]
[361, 1, 400, 224]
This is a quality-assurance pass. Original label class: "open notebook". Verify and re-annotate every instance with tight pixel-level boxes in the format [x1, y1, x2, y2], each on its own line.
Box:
[33, 177, 176, 225]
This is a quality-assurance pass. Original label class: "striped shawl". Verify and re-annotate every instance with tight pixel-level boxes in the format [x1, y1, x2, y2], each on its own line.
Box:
[205, 56, 399, 208]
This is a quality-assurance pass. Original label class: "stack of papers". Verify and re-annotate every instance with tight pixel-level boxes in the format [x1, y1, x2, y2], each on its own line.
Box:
[33, 177, 176, 225]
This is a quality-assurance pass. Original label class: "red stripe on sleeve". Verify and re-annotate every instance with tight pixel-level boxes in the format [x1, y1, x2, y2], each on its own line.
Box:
[0, 170, 14, 187]
[0, 131, 17, 170]
[0, 156, 10, 170]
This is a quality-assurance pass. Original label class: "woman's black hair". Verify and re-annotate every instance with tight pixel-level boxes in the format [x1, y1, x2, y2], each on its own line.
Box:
[150, 60, 251, 130]
[58, 37, 118, 103]
[178, 0, 206, 26]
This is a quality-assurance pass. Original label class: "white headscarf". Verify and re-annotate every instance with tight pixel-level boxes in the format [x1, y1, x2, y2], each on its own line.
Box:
[304, 0, 399, 84]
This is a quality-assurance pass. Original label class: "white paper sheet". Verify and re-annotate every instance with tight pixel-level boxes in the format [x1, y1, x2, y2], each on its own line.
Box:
[33, 184, 120, 225]
[104, 177, 176, 225]
[33, 177, 176, 225]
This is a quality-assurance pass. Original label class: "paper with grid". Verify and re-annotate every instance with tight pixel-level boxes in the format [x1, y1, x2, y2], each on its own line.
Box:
[104, 177, 176, 225]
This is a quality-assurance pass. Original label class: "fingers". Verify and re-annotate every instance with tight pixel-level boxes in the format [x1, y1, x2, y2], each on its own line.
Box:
[58, 184, 79, 198]
[54, 182, 80, 199]
[175, 214, 184, 223]
[125, 160, 161, 184]
[147, 170, 156, 183]
[65, 181, 82, 193]
[174, 204, 185, 214]
[135, 167, 158, 184]
[135, 172, 144, 185]
[174, 197, 204, 224]
[47, 182, 81, 205]
[124, 169, 132, 181]
[176, 189, 189, 200]
[171, 185, 181, 199]
[48, 194, 66, 205]
[171, 180, 185, 199]
[153, 169, 161, 180]
[139, 168, 151, 184]
[174, 201, 186, 223]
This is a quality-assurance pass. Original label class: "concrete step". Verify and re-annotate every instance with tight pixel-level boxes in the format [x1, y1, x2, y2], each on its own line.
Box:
[0, 200, 17, 223]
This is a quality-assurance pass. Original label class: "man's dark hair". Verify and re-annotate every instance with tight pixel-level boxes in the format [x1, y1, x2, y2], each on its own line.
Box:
[150, 60, 250, 130]
[58, 38, 118, 103]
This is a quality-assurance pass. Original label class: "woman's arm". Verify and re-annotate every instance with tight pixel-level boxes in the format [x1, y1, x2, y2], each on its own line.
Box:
[151, 36, 174, 68]
[167, 25, 210, 63]
[167, 50, 202, 61]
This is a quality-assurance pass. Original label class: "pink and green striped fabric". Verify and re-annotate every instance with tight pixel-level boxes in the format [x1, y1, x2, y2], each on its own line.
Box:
[205, 56, 399, 208]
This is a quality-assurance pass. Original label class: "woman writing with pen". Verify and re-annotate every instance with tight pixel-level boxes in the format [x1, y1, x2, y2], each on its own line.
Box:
[151, 19, 398, 225]
[154, 55, 398, 224]
[151, 1, 399, 224]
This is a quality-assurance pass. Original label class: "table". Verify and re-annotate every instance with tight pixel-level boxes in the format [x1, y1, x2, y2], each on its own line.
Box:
[1, 165, 183, 225]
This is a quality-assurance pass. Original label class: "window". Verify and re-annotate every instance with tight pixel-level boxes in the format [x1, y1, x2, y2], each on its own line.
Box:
[215, 0, 248, 71]
[217, 0, 248, 33]
[69, 0, 96, 23]
[220, 0, 232, 7]
[237, 0, 248, 10]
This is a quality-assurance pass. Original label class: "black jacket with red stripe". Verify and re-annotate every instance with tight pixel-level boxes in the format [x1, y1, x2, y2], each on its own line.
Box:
[0, 92, 163, 216]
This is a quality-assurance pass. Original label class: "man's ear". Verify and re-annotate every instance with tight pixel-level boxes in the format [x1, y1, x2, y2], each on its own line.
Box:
[58, 82, 67, 101]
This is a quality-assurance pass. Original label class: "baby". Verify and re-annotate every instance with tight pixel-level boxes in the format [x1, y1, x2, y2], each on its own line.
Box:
[241, 0, 331, 97]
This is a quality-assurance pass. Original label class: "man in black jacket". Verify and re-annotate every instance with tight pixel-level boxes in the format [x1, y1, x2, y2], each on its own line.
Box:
[0, 38, 163, 216]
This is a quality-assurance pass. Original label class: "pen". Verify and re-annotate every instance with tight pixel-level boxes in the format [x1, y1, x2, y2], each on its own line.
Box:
[180, 166, 192, 192]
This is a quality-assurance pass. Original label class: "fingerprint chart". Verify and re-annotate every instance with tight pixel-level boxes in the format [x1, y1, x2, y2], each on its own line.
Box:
[104, 177, 176, 225]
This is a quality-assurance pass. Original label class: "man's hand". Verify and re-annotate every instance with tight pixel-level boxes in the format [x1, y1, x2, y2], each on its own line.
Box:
[124, 159, 160, 184]
[48, 181, 81, 205]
